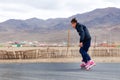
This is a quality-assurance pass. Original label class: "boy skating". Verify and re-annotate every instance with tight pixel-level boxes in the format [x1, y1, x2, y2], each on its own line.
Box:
[71, 18, 95, 70]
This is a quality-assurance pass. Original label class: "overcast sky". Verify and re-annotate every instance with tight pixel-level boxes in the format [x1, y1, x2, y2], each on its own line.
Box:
[0, 0, 120, 22]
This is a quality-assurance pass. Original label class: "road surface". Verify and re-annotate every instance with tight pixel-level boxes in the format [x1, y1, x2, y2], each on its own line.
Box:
[0, 63, 120, 80]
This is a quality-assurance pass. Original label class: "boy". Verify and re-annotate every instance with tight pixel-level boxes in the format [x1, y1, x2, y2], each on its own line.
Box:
[71, 18, 95, 70]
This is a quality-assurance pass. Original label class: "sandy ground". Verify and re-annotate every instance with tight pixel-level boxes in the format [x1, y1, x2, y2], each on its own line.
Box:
[0, 57, 120, 64]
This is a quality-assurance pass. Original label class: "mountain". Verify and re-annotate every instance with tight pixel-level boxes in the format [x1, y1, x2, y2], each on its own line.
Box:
[0, 7, 120, 43]
[70, 7, 120, 27]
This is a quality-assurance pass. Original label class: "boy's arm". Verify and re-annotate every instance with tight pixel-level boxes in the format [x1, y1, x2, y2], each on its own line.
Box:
[79, 26, 85, 43]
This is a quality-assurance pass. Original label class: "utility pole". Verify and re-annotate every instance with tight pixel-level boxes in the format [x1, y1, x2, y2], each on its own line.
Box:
[67, 29, 70, 54]
[67, 29, 70, 47]
[94, 35, 97, 48]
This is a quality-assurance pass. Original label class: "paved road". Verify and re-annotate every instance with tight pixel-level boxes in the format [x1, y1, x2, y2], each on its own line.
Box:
[0, 63, 120, 80]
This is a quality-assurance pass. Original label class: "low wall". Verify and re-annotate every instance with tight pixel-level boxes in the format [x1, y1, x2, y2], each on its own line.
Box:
[0, 47, 120, 59]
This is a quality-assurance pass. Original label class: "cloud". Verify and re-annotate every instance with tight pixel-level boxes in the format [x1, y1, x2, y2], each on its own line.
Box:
[0, 0, 61, 10]
[104, 0, 120, 3]
[0, 0, 119, 22]
[104, 0, 120, 7]
[0, 2, 38, 22]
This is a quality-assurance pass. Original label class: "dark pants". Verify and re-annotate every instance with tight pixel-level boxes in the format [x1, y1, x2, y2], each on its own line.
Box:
[79, 39, 91, 63]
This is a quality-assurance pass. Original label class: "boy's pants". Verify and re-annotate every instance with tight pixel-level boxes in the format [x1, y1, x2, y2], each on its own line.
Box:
[79, 39, 91, 63]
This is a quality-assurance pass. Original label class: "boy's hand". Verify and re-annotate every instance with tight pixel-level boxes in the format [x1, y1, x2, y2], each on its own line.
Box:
[79, 42, 83, 47]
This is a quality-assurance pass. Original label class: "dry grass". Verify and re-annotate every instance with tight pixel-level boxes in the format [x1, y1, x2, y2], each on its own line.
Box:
[0, 57, 120, 64]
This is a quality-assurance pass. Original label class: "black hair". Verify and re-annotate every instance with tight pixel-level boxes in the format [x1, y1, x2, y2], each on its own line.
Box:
[71, 18, 77, 23]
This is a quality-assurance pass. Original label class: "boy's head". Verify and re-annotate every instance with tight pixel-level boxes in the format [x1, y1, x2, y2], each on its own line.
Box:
[71, 18, 77, 28]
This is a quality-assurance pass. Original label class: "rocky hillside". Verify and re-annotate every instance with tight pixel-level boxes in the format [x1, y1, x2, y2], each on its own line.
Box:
[0, 7, 120, 43]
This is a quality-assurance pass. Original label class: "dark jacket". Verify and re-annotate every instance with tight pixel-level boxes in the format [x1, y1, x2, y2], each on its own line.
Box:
[75, 23, 91, 43]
